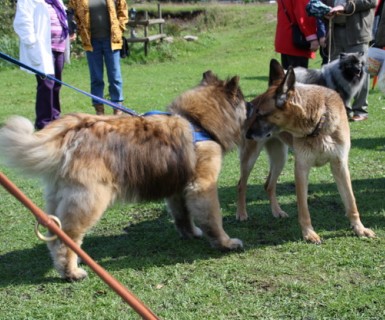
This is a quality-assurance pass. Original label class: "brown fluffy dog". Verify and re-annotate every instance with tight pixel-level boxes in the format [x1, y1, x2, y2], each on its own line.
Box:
[0, 71, 246, 281]
[237, 59, 375, 243]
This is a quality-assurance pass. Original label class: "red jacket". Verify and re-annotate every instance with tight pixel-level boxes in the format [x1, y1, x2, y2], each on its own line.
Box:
[275, 0, 318, 59]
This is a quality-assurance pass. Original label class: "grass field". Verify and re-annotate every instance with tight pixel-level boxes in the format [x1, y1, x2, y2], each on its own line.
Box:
[0, 3, 385, 319]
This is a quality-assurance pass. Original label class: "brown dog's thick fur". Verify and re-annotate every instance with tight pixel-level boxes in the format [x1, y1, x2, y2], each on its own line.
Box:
[0, 71, 246, 281]
[237, 59, 375, 243]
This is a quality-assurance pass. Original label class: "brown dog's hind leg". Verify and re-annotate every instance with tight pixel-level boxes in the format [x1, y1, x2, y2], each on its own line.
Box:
[187, 143, 243, 250]
[166, 193, 203, 239]
[47, 184, 113, 281]
[330, 158, 375, 239]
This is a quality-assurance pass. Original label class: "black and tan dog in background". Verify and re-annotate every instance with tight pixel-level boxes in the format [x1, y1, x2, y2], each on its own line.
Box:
[0, 71, 246, 281]
[237, 59, 375, 243]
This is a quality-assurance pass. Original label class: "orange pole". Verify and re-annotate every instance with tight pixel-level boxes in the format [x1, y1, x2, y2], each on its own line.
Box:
[0, 171, 159, 320]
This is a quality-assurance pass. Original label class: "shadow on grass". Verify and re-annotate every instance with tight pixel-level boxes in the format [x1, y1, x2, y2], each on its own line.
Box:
[220, 176, 385, 236]
[0, 177, 383, 287]
[351, 136, 385, 151]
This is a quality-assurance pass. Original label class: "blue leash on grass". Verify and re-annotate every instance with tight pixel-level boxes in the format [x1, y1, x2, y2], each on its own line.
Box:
[0, 51, 139, 116]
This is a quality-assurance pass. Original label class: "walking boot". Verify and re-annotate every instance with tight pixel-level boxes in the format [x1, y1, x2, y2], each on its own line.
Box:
[94, 104, 104, 115]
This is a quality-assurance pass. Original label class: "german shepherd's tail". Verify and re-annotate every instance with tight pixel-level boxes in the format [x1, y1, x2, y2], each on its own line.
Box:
[0, 116, 63, 176]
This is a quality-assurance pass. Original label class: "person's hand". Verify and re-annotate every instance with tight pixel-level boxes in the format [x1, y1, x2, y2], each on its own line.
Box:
[69, 33, 77, 42]
[319, 37, 327, 48]
[27, 43, 41, 66]
[310, 39, 320, 52]
[327, 5, 345, 16]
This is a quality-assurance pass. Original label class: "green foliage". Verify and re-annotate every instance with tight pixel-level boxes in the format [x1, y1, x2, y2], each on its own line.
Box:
[0, 0, 16, 36]
[0, 0, 18, 68]
[1, 3, 385, 320]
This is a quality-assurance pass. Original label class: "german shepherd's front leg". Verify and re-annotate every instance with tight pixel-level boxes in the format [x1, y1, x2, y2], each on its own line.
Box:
[264, 137, 289, 218]
[187, 142, 243, 250]
[237, 138, 264, 221]
[329, 158, 375, 238]
[295, 159, 322, 244]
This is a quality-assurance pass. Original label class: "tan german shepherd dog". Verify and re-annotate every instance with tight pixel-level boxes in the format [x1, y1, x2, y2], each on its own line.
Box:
[0, 71, 246, 281]
[237, 59, 375, 243]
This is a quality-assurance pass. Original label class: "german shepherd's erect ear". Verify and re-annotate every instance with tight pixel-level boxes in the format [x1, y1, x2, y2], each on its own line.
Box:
[268, 59, 285, 86]
[275, 65, 296, 109]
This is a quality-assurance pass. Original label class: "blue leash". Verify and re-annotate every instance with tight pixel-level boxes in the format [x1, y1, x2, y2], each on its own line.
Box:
[0, 51, 139, 116]
[1, 52, 214, 143]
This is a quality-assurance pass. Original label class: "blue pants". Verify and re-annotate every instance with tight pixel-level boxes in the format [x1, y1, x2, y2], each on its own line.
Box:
[86, 37, 124, 106]
[35, 51, 64, 129]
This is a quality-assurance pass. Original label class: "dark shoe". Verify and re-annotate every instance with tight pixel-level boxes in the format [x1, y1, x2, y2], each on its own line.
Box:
[350, 115, 368, 122]
[94, 104, 104, 115]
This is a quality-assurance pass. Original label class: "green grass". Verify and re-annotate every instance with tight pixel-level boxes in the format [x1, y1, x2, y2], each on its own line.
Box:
[1, 3, 385, 319]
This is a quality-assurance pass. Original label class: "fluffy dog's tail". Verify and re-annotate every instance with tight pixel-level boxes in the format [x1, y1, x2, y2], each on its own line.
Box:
[0, 116, 63, 177]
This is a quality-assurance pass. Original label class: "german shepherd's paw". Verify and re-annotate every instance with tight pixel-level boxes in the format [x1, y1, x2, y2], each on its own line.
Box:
[236, 210, 248, 221]
[302, 229, 322, 244]
[64, 267, 88, 282]
[271, 208, 289, 218]
[352, 224, 376, 238]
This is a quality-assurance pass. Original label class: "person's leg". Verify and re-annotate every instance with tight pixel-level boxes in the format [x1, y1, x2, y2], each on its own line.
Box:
[103, 38, 124, 104]
[86, 38, 105, 114]
[52, 51, 65, 120]
[281, 54, 309, 69]
[329, 25, 348, 61]
[35, 75, 55, 130]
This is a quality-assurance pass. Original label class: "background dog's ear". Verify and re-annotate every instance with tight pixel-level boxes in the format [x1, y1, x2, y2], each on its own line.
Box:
[276, 67, 296, 108]
[269, 59, 285, 86]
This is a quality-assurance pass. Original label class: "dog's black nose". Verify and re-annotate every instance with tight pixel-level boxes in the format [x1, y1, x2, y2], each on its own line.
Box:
[245, 130, 253, 140]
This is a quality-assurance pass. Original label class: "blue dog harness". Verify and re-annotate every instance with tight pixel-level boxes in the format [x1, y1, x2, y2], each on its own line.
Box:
[141, 111, 213, 143]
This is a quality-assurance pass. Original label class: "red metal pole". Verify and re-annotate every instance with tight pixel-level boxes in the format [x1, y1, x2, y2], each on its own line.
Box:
[0, 171, 160, 320]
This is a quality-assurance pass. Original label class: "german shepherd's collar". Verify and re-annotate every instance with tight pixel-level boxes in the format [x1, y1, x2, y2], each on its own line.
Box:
[307, 112, 327, 138]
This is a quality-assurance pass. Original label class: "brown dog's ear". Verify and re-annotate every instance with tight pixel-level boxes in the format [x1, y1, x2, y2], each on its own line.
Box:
[226, 75, 241, 101]
[227, 75, 240, 91]
[276, 66, 296, 108]
[201, 70, 217, 85]
[269, 59, 285, 86]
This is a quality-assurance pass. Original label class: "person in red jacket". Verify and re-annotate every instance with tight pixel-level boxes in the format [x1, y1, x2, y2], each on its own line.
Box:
[275, 0, 320, 69]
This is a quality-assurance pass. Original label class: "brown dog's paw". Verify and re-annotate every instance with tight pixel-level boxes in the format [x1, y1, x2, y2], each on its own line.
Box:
[177, 225, 203, 240]
[64, 267, 88, 282]
[213, 238, 244, 251]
